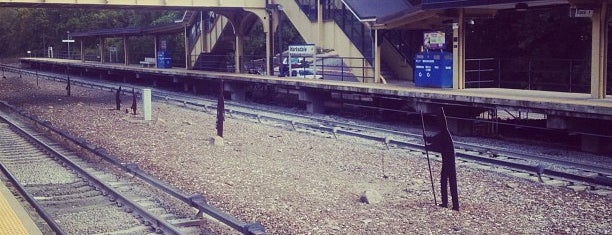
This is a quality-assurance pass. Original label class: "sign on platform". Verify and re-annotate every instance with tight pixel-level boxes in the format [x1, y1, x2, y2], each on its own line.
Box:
[289, 44, 315, 57]
[62, 39, 75, 43]
[574, 9, 593, 17]
[423, 31, 445, 50]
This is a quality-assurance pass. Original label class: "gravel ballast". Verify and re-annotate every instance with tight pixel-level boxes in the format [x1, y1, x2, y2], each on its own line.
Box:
[1, 72, 610, 234]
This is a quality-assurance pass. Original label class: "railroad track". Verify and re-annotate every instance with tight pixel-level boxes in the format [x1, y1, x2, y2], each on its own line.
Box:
[1, 103, 273, 235]
[0, 111, 209, 234]
[3, 64, 611, 196]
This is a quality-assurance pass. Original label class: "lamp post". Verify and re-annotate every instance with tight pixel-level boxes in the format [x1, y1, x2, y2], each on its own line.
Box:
[62, 31, 75, 60]
[277, 4, 284, 77]
[67, 31, 70, 59]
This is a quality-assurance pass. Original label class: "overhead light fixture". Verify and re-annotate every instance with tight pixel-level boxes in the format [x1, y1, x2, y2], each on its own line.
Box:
[515, 3, 528, 12]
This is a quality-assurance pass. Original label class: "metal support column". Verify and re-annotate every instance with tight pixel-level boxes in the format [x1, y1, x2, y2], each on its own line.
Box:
[317, 0, 323, 49]
[185, 25, 190, 69]
[374, 29, 381, 83]
[591, 2, 608, 99]
[235, 33, 244, 73]
[99, 37, 104, 63]
[154, 35, 159, 66]
[452, 9, 466, 90]
[123, 36, 129, 65]
[265, 14, 272, 75]
[204, 11, 210, 53]
[80, 40, 84, 62]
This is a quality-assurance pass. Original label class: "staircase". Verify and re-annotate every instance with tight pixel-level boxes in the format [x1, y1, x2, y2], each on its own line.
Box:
[192, 18, 236, 72]
[180, 2, 418, 82]
[379, 29, 423, 83]
[279, 0, 417, 83]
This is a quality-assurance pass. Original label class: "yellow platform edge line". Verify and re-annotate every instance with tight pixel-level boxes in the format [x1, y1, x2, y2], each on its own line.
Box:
[0, 179, 43, 235]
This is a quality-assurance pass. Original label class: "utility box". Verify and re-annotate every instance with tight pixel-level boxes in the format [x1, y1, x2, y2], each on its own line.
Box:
[414, 51, 453, 88]
[142, 89, 152, 121]
[157, 50, 172, 69]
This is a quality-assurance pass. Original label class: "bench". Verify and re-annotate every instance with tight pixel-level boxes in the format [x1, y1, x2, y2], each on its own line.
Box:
[139, 57, 156, 67]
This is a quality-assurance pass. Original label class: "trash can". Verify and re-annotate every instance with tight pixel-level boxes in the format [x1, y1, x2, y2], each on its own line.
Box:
[157, 50, 172, 69]
[414, 51, 452, 88]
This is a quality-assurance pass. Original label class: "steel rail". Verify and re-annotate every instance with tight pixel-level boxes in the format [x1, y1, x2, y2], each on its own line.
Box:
[0, 100, 267, 235]
[0, 162, 66, 234]
[3, 64, 610, 189]
[150, 90, 612, 188]
[0, 114, 186, 235]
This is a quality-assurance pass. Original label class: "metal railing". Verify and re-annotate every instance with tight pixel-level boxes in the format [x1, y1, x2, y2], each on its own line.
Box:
[316, 56, 373, 82]
[274, 55, 373, 82]
[465, 58, 497, 88]
[465, 58, 593, 93]
[192, 54, 235, 72]
[293, 0, 373, 64]
[329, 0, 373, 64]
[384, 29, 422, 67]
[293, 0, 334, 21]
[294, 0, 318, 21]
[188, 11, 203, 52]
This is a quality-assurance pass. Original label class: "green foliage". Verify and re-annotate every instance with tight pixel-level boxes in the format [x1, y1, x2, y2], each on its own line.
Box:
[242, 12, 305, 57]
[243, 22, 266, 56]
[278, 14, 306, 52]
[0, 8, 181, 58]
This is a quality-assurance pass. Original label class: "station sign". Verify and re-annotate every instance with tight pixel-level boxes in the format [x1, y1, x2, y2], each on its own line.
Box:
[574, 9, 593, 18]
[570, 7, 593, 18]
[62, 39, 75, 43]
[424, 31, 445, 50]
[289, 44, 315, 57]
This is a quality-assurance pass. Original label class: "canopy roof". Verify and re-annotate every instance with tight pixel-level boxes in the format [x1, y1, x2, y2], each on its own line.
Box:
[71, 22, 186, 38]
[342, 0, 418, 21]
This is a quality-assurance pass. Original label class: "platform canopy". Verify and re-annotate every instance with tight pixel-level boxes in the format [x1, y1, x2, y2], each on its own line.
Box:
[372, 0, 570, 29]
[341, 0, 417, 22]
[421, 0, 570, 10]
[70, 22, 187, 38]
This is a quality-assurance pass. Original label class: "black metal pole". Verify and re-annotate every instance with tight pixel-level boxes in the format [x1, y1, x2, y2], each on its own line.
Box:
[131, 88, 137, 115]
[420, 111, 437, 205]
[116, 86, 122, 110]
[35, 64, 39, 88]
[216, 80, 225, 137]
[65, 66, 71, 97]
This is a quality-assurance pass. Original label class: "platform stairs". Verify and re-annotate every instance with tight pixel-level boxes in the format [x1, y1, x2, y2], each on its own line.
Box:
[193, 16, 236, 72]
[183, 11, 235, 71]
[183, 1, 419, 83]
[281, 0, 417, 83]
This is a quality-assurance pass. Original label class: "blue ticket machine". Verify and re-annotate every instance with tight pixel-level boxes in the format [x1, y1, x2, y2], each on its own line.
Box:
[414, 51, 453, 88]
[157, 50, 172, 69]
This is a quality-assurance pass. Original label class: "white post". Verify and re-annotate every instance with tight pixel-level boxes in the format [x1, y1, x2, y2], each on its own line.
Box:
[142, 89, 152, 121]
[288, 53, 292, 76]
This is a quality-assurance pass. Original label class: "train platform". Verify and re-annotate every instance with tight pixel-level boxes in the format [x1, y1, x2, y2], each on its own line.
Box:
[16, 57, 612, 152]
[18, 58, 612, 118]
[0, 178, 42, 235]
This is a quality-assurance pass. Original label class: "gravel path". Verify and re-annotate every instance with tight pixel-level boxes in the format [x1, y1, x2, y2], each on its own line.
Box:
[1, 72, 610, 234]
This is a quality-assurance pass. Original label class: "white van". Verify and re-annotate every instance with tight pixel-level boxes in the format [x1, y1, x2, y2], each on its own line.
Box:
[290, 68, 322, 79]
